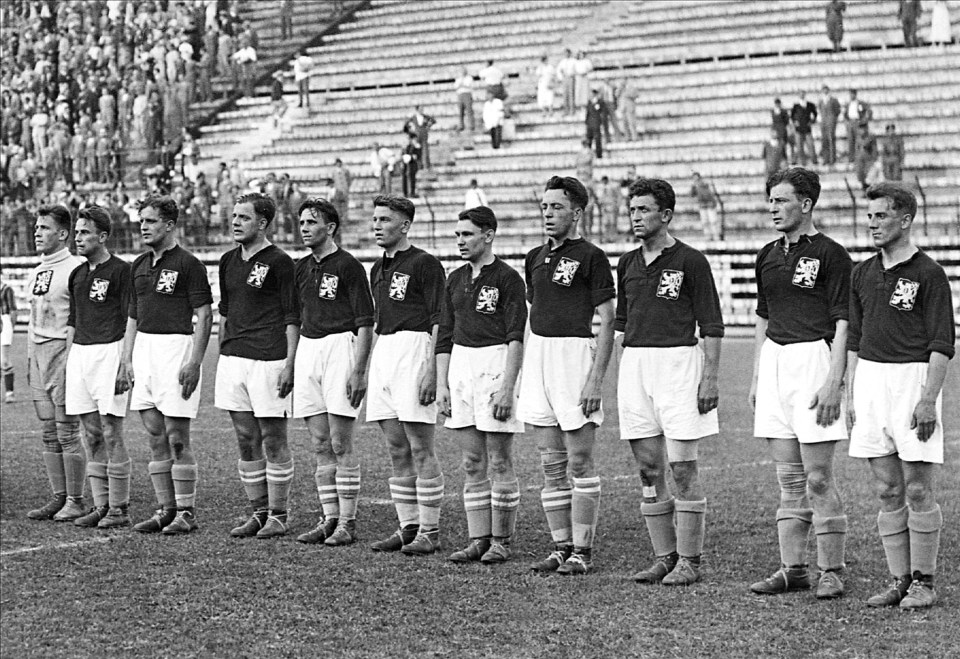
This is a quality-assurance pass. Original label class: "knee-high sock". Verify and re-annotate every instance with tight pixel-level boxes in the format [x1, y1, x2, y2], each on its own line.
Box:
[336, 465, 361, 522]
[416, 474, 444, 532]
[908, 505, 942, 576]
[238, 459, 268, 510]
[42, 452, 67, 497]
[266, 459, 294, 513]
[491, 479, 520, 541]
[676, 498, 707, 559]
[877, 506, 910, 577]
[87, 461, 109, 507]
[571, 476, 601, 550]
[171, 463, 197, 509]
[389, 475, 418, 528]
[777, 508, 813, 567]
[813, 514, 847, 572]
[641, 497, 677, 557]
[107, 460, 131, 508]
[540, 450, 572, 545]
[315, 464, 339, 519]
[148, 459, 175, 508]
[62, 453, 86, 499]
[463, 478, 492, 539]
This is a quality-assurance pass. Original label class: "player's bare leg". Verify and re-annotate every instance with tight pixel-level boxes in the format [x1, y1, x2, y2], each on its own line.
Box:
[75, 412, 130, 528]
[134, 407, 177, 532]
[449, 427, 492, 562]
[229, 411, 268, 537]
[530, 425, 574, 572]
[630, 435, 678, 582]
[259, 416, 293, 538]
[371, 419, 419, 551]
[484, 431, 518, 563]
[400, 420, 443, 555]
[299, 413, 360, 545]
[799, 440, 846, 598]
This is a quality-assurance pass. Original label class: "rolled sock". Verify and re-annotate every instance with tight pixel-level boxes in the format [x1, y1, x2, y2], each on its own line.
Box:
[491, 479, 520, 540]
[389, 475, 418, 528]
[148, 459, 175, 508]
[571, 476, 601, 550]
[238, 459, 268, 509]
[908, 505, 943, 576]
[87, 461, 109, 507]
[62, 452, 86, 499]
[416, 474, 444, 532]
[171, 463, 198, 509]
[315, 464, 339, 519]
[776, 507, 813, 567]
[56, 420, 82, 453]
[676, 498, 707, 559]
[640, 497, 677, 557]
[42, 450, 67, 496]
[463, 478, 492, 539]
[266, 459, 295, 513]
[877, 506, 910, 578]
[41, 420, 60, 453]
[813, 514, 847, 572]
[107, 460, 131, 508]
[335, 464, 361, 522]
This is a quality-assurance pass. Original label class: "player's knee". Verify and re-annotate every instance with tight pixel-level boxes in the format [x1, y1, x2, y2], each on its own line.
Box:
[460, 452, 486, 479]
[805, 469, 832, 498]
[41, 419, 60, 452]
[56, 421, 82, 454]
[671, 461, 699, 496]
[567, 451, 594, 479]
[875, 479, 903, 506]
[540, 449, 568, 487]
[904, 481, 933, 508]
[487, 452, 513, 480]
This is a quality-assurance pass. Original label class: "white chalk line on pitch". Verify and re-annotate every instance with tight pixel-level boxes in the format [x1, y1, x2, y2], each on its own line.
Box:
[0, 535, 115, 557]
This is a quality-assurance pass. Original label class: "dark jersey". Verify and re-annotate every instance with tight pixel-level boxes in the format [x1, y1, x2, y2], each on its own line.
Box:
[68, 254, 132, 345]
[370, 245, 445, 335]
[130, 244, 213, 335]
[219, 244, 299, 361]
[436, 257, 527, 354]
[296, 248, 374, 339]
[525, 238, 615, 338]
[755, 232, 851, 344]
[615, 240, 724, 347]
[848, 249, 955, 362]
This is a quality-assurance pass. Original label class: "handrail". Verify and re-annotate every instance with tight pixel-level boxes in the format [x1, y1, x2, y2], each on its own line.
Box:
[711, 181, 725, 241]
[914, 175, 928, 237]
[843, 177, 857, 238]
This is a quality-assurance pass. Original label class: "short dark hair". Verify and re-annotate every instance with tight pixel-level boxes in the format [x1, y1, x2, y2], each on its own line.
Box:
[139, 195, 179, 224]
[236, 192, 276, 227]
[866, 182, 918, 219]
[37, 204, 73, 231]
[627, 177, 676, 212]
[544, 176, 588, 211]
[297, 197, 340, 231]
[78, 204, 112, 235]
[373, 194, 415, 222]
[458, 205, 497, 232]
[765, 167, 821, 208]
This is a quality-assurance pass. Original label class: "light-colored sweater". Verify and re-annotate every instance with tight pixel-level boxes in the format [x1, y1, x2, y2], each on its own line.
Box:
[28, 247, 82, 343]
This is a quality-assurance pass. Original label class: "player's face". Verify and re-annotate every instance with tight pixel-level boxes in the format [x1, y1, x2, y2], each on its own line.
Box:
[867, 197, 907, 249]
[540, 188, 580, 242]
[629, 194, 668, 241]
[138, 205, 174, 248]
[74, 218, 106, 258]
[299, 208, 334, 248]
[232, 202, 262, 245]
[34, 215, 67, 256]
[768, 182, 808, 235]
[455, 219, 492, 263]
[372, 205, 409, 250]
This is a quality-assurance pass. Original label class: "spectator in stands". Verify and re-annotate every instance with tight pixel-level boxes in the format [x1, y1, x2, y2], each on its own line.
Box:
[791, 92, 818, 166]
[599, 79, 621, 143]
[770, 99, 792, 164]
[762, 129, 788, 181]
[855, 125, 879, 191]
[371, 142, 395, 193]
[573, 51, 593, 108]
[535, 56, 556, 116]
[556, 49, 577, 116]
[193, 172, 213, 243]
[404, 106, 436, 170]
[618, 77, 639, 142]
[479, 59, 506, 101]
[585, 88, 608, 159]
[402, 134, 421, 198]
[482, 91, 505, 150]
[455, 68, 475, 132]
[331, 158, 352, 227]
[845, 90, 872, 164]
[929, 0, 953, 46]
[464, 179, 488, 210]
[285, 182, 304, 243]
[233, 42, 257, 98]
[818, 86, 841, 166]
[881, 123, 906, 181]
[576, 140, 595, 184]
[294, 52, 314, 109]
[270, 71, 287, 127]
[218, 175, 236, 237]
[597, 175, 620, 240]
[280, 0, 294, 40]
[900, 0, 923, 47]
[826, 0, 847, 52]
[691, 172, 722, 241]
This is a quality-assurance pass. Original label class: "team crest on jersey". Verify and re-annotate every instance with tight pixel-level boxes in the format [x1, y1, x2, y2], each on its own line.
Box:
[656, 270, 684, 300]
[319, 273, 339, 300]
[156, 269, 178, 294]
[246, 262, 270, 288]
[889, 278, 919, 311]
[792, 257, 820, 289]
[475, 286, 499, 314]
[389, 272, 410, 300]
[33, 270, 53, 295]
[89, 278, 109, 302]
[552, 257, 580, 287]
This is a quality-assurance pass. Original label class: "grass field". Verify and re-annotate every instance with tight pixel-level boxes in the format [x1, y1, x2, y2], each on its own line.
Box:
[1, 337, 958, 659]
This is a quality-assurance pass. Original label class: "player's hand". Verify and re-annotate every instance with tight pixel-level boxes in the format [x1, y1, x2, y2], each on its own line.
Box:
[346, 370, 367, 409]
[277, 362, 294, 399]
[417, 362, 437, 406]
[748, 379, 758, 410]
[178, 360, 201, 400]
[115, 360, 133, 395]
[492, 385, 515, 422]
[911, 399, 938, 442]
[844, 380, 856, 429]
[810, 380, 842, 428]
[697, 376, 719, 415]
[437, 383, 451, 417]
[579, 378, 602, 417]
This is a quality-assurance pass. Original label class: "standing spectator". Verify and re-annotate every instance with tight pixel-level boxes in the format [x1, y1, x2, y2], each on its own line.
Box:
[197, 50, 213, 103]
[597, 175, 620, 240]
[464, 179, 488, 210]
[929, 0, 953, 46]
[855, 125, 879, 191]
[791, 92, 818, 166]
[232, 43, 257, 98]
[900, 0, 923, 47]
[479, 59, 506, 101]
[771, 98, 792, 164]
[455, 68, 475, 132]
[403, 105, 436, 170]
[881, 124, 905, 181]
[280, 0, 294, 40]
[536, 56, 555, 116]
[193, 172, 213, 242]
[585, 88, 607, 159]
[482, 91, 504, 150]
[330, 158, 352, 228]
[0, 270, 17, 402]
[294, 52, 313, 109]
[402, 134, 421, 198]
[270, 71, 287, 127]
[818, 85, 841, 166]
[691, 172, 721, 241]
[556, 48, 577, 116]
[575, 139, 595, 184]
[370, 143, 394, 194]
[845, 90, 873, 164]
[573, 51, 593, 108]
[619, 78, 639, 141]
[826, 0, 847, 52]
[599, 79, 621, 143]
[762, 129, 788, 180]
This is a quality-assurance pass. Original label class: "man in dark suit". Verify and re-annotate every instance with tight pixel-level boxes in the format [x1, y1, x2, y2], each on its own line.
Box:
[845, 90, 872, 164]
[404, 106, 436, 169]
[818, 86, 842, 166]
[585, 89, 608, 159]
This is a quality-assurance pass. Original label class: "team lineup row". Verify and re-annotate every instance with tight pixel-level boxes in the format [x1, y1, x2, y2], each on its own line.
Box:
[19, 168, 954, 611]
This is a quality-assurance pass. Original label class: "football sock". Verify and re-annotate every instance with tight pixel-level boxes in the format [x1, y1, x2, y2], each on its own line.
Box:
[315, 464, 339, 519]
[775, 462, 808, 508]
[571, 476, 601, 550]
[389, 475, 419, 529]
[464, 478, 492, 539]
[416, 474, 444, 533]
[62, 452, 86, 499]
[640, 497, 677, 557]
[238, 459, 268, 510]
[491, 479, 520, 541]
[41, 421, 60, 453]
[813, 514, 847, 572]
[908, 505, 942, 576]
[540, 450, 572, 544]
[266, 459, 294, 514]
[336, 464, 361, 522]
[877, 506, 910, 578]
[42, 450, 67, 496]
[676, 498, 707, 560]
[776, 507, 813, 567]
[87, 461, 109, 507]
[107, 460, 131, 508]
[148, 459, 175, 508]
[171, 463, 198, 509]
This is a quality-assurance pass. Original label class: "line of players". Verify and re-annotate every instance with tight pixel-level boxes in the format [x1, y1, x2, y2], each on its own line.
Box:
[22, 167, 953, 610]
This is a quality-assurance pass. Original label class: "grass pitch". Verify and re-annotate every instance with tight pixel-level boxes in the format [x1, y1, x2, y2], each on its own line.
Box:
[1, 338, 958, 659]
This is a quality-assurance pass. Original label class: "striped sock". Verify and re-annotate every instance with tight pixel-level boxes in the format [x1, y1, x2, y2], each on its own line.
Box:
[336, 465, 361, 521]
[877, 506, 910, 577]
[389, 475, 419, 528]
[87, 461, 109, 507]
[417, 475, 444, 532]
[813, 513, 847, 572]
[491, 479, 520, 541]
[148, 460, 175, 508]
[238, 459, 268, 509]
[107, 460, 132, 508]
[171, 463, 198, 509]
[908, 505, 942, 576]
[640, 498, 677, 557]
[267, 460, 295, 514]
[676, 498, 707, 559]
[540, 487, 572, 545]
[315, 464, 339, 519]
[62, 452, 87, 499]
[463, 479, 492, 540]
[572, 476, 601, 550]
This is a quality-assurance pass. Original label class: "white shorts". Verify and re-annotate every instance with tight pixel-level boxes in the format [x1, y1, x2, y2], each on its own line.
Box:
[754, 338, 847, 443]
[445, 344, 523, 434]
[618, 345, 718, 441]
[129, 332, 202, 419]
[215, 354, 291, 418]
[293, 332, 360, 419]
[366, 331, 437, 424]
[65, 340, 128, 417]
[516, 333, 603, 431]
[849, 359, 943, 464]
[1, 314, 12, 346]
